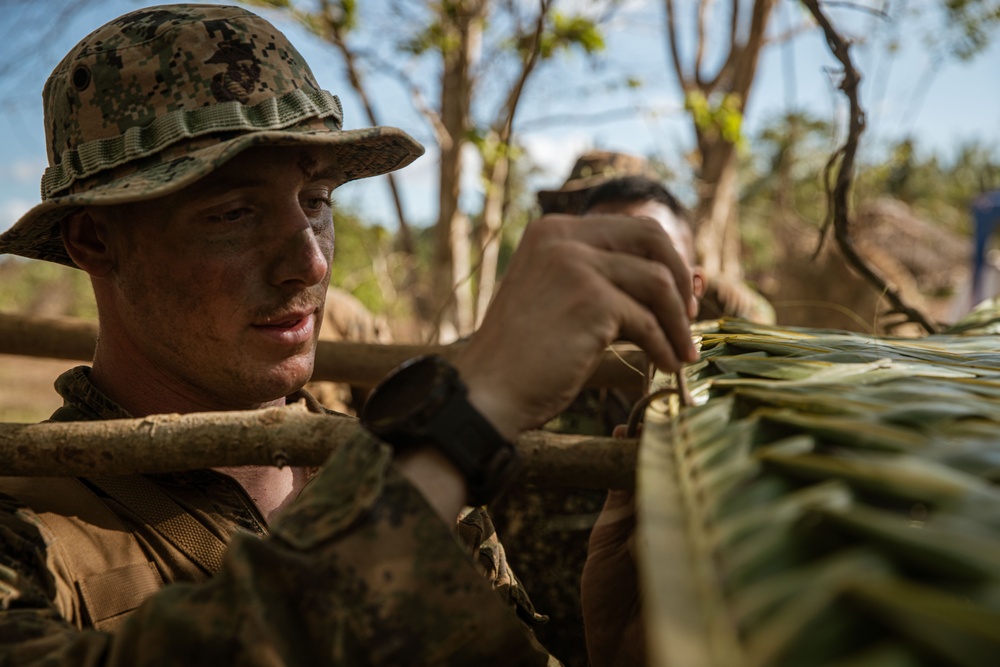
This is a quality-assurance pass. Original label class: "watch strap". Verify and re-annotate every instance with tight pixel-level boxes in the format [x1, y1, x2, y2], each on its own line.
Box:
[362, 355, 522, 506]
[419, 387, 522, 506]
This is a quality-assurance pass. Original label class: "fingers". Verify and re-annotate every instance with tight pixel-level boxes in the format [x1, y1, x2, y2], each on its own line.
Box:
[515, 216, 699, 370]
[590, 249, 699, 369]
[534, 214, 699, 320]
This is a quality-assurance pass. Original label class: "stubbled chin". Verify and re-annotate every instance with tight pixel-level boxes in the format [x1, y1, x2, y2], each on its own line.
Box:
[269, 351, 317, 393]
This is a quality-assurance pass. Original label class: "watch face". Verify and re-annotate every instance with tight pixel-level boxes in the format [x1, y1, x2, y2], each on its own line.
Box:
[362, 355, 454, 433]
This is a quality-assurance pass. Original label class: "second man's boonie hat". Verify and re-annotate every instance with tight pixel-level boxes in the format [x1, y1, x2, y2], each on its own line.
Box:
[0, 3, 424, 268]
[536, 151, 656, 215]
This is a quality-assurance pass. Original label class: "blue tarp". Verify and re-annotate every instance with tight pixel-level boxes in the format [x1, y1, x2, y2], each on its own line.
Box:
[972, 191, 1000, 303]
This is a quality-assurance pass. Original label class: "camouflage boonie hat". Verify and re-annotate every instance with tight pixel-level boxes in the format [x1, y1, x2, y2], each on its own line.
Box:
[537, 151, 656, 215]
[0, 4, 424, 268]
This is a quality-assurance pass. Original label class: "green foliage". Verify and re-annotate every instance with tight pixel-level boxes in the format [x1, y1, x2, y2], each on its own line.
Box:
[402, 20, 454, 56]
[859, 138, 1000, 233]
[536, 12, 605, 59]
[938, 0, 1000, 60]
[0, 258, 96, 319]
[329, 209, 394, 315]
[336, 0, 358, 32]
[685, 90, 747, 151]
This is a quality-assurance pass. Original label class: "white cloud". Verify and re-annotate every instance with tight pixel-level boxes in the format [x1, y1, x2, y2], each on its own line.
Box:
[0, 198, 32, 233]
[521, 131, 595, 188]
[1, 160, 45, 184]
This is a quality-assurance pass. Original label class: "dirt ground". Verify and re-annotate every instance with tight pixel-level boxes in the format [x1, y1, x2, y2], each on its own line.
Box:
[0, 354, 79, 423]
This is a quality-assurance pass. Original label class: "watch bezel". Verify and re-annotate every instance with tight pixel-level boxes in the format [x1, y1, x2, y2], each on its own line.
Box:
[361, 355, 461, 440]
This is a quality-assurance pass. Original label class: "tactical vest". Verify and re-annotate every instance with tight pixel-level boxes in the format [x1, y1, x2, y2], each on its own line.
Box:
[0, 474, 227, 631]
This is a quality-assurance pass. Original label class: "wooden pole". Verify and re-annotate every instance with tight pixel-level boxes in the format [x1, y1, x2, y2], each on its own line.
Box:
[0, 312, 98, 361]
[0, 405, 638, 489]
[0, 311, 647, 391]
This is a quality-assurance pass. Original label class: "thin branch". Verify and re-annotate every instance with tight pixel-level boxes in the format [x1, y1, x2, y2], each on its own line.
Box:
[665, 0, 690, 88]
[351, 47, 450, 147]
[703, 0, 744, 92]
[408, 81, 451, 149]
[0, 408, 638, 489]
[812, 142, 845, 259]
[801, 0, 937, 334]
[729, 0, 741, 58]
[694, 0, 710, 87]
[493, 0, 551, 141]
[819, 1, 891, 20]
[317, 1, 414, 255]
[729, 0, 777, 99]
[766, 21, 815, 46]
[0, 312, 649, 392]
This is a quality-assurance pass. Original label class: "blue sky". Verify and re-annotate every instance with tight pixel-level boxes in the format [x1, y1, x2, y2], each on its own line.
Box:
[1, 0, 997, 233]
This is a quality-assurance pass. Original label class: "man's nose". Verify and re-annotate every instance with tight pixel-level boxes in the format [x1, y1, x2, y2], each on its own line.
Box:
[268, 205, 332, 287]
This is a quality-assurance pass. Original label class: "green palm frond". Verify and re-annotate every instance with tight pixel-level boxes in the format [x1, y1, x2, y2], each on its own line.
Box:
[639, 314, 1000, 667]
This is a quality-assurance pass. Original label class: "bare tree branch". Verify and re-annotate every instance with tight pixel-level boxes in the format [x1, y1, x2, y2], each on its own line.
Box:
[493, 0, 550, 138]
[729, 0, 777, 98]
[694, 0, 710, 87]
[729, 0, 741, 51]
[704, 0, 745, 92]
[0, 312, 649, 391]
[820, 1, 890, 19]
[475, 0, 553, 324]
[315, 0, 414, 255]
[801, 0, 937, 334]
[766, 21, 816, 47]
[0, 407, 638, 489]
[665, 0, 690, 89]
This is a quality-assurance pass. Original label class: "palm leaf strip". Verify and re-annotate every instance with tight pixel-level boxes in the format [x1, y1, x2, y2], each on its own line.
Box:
[638, 315, 1000, 667]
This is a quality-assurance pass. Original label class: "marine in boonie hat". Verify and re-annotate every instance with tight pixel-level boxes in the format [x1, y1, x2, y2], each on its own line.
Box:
[0, 3, 424, 268]
[536, 150, 656, 215]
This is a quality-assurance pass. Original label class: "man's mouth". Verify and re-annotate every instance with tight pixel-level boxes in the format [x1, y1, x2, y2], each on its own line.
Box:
[254, 306, 316, 327]
[251, 308, 317, 344]
[259, 315, 307, 329]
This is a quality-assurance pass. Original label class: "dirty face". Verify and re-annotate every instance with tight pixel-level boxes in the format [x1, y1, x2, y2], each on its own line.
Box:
[97, 145, 340, 409]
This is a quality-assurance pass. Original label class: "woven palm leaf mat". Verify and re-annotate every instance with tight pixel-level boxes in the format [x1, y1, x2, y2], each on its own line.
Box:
[638, 306, 1000, 667]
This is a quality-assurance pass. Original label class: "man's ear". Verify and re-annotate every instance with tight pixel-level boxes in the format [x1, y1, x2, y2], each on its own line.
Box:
[692, 266, 707, 299]
[61, 208, 115, 277]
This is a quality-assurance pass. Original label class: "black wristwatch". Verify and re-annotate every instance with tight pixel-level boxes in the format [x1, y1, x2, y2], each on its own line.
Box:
[361, 355, 522, 506]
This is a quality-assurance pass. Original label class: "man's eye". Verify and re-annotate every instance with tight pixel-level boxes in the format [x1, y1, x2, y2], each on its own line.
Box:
[303, 195, 333, 212]
[210, 207, 252, 223]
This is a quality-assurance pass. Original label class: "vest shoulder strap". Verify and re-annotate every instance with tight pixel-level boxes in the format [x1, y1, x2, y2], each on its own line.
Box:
[88, 474, 228, 576]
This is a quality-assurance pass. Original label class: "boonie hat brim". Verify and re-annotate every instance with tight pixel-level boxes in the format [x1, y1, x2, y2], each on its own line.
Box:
[0, 124, 423, 268]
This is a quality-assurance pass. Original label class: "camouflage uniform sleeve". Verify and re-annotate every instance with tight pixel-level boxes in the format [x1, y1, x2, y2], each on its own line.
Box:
[455, 506, 549, 628]
[0, 430, 555, 666]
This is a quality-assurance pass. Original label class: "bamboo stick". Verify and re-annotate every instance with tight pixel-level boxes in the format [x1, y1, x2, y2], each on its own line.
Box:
[0, 405, 638, 488]
[0, 311, 647, 391]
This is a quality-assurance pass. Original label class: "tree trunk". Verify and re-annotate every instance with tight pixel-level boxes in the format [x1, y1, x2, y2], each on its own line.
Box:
[694, 132, 742, 279]
[433, 0, 485, 340]
[475, 152, 509, 325]
[667, 0, 778, 281]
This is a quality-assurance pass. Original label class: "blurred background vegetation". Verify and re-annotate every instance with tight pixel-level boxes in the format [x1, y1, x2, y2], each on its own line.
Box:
[1, 0, 999, 340]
